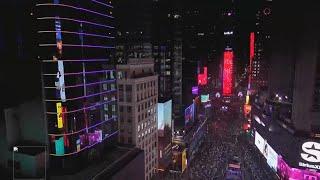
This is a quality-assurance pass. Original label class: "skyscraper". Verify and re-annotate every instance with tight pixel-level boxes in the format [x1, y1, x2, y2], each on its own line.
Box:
[251, 0, 272, 89]
[268, 1, 320, 133]
[117, 58, 158, 180]
[37, 0, 118, 169]
[250, 3, 320, 178]
[152, 0, 183, 127]
[115, 0, 153, 63]
[220, 0, 238, 97]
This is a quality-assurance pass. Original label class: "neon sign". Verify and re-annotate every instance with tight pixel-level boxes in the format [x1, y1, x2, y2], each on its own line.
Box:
[192, 86, 199, 95]
[223, 51, 233, 96]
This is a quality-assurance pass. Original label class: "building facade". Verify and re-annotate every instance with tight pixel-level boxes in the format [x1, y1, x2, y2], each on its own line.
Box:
[152, 0, 183, 126]
[37, 0, 118, 170]
[251, 0, 272, 89]
[268, 1, 320, 133]
[117, 58, 158, 180]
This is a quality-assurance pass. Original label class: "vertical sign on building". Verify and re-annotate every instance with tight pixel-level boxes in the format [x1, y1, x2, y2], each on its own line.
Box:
[250, 32, 255, 61]
[57, 61, 66, 102]
[223, 51, 234, 96]
[56, 102, 63, 128]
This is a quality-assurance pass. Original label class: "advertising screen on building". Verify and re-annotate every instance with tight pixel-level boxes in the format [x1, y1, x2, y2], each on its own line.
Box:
[198, 67, 207, 86]
[250, 32, 255, 61]
[254, 131, 278, 171]
[157, 100, 172, 137]
[278, 156, 320, 179]
[56, 102, 63, 128]
[223, 51, 234, 96]
[201, 94, 210, 103]
[255, 131, 265, 154]
[266, 144, 278, 171]
[185, 103, 195, 126]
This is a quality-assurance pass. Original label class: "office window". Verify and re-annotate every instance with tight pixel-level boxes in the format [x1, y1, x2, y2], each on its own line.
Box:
[126, 85, 132, 92]
[127, 106, 132, 113]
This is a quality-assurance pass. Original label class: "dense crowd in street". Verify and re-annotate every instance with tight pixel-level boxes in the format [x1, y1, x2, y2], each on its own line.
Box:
[182, 108, 277, 180]
[240, 136, 277, 180]
[161, 103, 278, 180]
[184, 116, 243, 180]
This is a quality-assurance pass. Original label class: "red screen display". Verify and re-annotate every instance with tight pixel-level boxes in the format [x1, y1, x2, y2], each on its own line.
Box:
[198, 67, 208, 85]
[223, 51, 233, 96]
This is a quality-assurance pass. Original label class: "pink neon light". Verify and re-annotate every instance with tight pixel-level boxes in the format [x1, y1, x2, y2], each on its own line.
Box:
[223, 51, 233, 96]
[250, 32, 255, 61]
[198, 67, 208, 85]
[248, 32, 255, 91]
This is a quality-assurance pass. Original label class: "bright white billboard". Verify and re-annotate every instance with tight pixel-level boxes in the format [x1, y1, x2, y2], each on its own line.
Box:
[157, 100, 172, 137]
[254, 131, 278, 171]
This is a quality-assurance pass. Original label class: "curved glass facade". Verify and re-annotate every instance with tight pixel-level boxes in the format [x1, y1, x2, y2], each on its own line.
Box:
[36, 0, 117, 157]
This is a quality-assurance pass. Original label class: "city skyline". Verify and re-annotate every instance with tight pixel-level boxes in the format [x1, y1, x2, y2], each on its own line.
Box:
[1, 0, 320, 179]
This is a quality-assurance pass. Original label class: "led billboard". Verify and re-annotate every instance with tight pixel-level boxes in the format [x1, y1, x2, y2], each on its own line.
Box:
[223, 51, 233, 96]
[56, 102, 63, 128]
[201, 94, 210, 103]
[185, 103, 195, 126]
[198, 67, 208, 86]
[157, 100, 172, 137]
[254, 131, 278, 171]
[278, 156, 320, 180]
[250, 32, 255, 61]
[254, 131, 265, 154]
[267, 144, 278, 171]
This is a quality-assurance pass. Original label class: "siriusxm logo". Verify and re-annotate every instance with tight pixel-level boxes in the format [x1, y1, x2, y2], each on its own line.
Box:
[301, 142, 320, 163]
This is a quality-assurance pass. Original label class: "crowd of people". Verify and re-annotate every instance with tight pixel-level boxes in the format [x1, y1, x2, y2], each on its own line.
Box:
[240, 137, 277, 180]
[183, 115, 244, 180]
[162, 104, 278, 180]
[182, 107, 277, 180]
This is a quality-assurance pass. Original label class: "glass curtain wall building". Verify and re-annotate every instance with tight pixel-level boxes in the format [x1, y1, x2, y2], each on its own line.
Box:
[36, 0, 118, 169]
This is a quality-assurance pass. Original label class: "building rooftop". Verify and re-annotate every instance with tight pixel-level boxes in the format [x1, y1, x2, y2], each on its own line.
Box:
[49, 145, 143, 180]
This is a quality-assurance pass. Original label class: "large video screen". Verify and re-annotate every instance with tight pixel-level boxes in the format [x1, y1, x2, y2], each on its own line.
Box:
[255, 131, 278, 171]
[201, 94, 210, 103]
[254, 131, 265, 154]
[278, 156, 320, 179]
[185, 103, 195, 126]
[266, 144, 278, 171]
[157, 100, 172, 137]
[198, 67, 207, 86]
[223, 51, 233, 96]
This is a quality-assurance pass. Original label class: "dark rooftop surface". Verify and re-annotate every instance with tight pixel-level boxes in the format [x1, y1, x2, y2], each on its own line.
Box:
[50, 146, 143, 180]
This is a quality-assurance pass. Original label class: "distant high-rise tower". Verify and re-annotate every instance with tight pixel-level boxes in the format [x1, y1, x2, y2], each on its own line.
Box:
[152, 0, 183, 126]
[117, 58, 158, 180]
[252, 0, 272, 89]
[221, 0, 237, 97]
[37, 0, 118, 169]
[115, 0, 153, 63]
[269, 1, 320, 133]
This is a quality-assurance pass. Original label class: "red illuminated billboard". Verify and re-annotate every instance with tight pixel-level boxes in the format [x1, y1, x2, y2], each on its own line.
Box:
[250, 32, 255, 61]
[198, 67, 207, 86]
[223, 51, 233, 96]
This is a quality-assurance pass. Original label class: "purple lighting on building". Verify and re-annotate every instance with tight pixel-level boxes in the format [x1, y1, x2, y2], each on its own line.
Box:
[192, 86, 199, 95]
